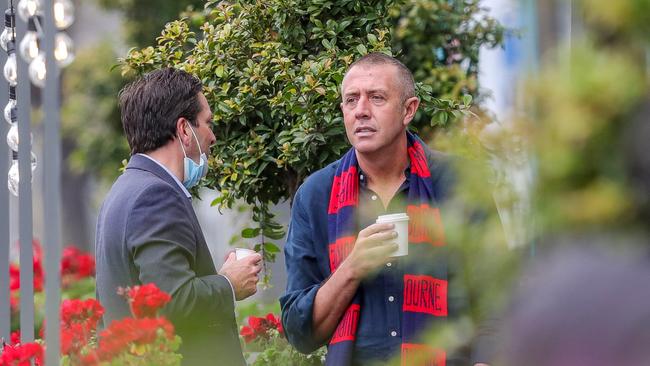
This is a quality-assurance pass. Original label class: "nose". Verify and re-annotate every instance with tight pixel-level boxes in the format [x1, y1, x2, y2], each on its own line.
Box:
[354, 96, 371, 120]
[208, 128, 216, 147]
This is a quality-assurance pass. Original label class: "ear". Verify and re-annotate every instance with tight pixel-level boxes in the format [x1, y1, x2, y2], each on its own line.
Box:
[402, 97, 420, 127]
[176, 117, 191, 146]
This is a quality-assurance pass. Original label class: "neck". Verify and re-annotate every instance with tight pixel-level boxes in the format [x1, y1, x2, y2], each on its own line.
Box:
[355, 136, 409, 188]
[143, 142, 184, 182]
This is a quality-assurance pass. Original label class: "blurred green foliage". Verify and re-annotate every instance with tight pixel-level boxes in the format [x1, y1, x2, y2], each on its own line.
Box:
[61, 43, 130, 182]
[523, 1, 650, 235]
[390, 0, 504, 126]
[96, 0, 206, 46]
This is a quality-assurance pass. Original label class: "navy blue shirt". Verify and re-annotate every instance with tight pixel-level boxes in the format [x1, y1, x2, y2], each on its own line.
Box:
[280, 147, 460, 363]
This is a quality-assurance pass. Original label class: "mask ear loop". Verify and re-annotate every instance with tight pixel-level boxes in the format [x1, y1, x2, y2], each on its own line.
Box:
[188, 124, 204, 157]
[178, 121, 202, 158]
[179, 134, 188, 157]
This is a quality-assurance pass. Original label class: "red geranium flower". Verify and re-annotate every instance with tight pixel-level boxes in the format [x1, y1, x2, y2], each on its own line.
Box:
[78, 350, 101, 366]
[8, 240, 45, 293]
[9, 293, 18, 314]
[96, 317, 175, 361]
[125, 283, 172, 319]
[60, 323, 89, 356]
[240, 325, 256, 343]
[10, 331, 20, 346]
[239, 313, 284, 343]
[61, 246, 95, 280]
[265, 313, 283, 335]
[60, 298, 104, 332]
[32, 241, 44, 292]
[9, 264, 19, 291]
[57, 299, 104, 358]
[0, 341, 44, 366]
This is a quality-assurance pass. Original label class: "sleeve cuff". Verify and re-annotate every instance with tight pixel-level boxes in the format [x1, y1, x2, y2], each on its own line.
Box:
[220, 274, 237, 305]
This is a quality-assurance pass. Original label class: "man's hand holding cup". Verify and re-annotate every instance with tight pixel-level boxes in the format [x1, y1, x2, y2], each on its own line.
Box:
[219, 249, 262, 300]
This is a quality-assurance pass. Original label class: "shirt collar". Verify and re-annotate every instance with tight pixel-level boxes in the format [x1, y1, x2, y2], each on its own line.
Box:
[358, 162, 411, 189]
[137, 153, 192, 199]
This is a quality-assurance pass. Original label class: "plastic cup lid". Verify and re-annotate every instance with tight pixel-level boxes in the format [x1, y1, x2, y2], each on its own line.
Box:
[376, 213, 409, 222]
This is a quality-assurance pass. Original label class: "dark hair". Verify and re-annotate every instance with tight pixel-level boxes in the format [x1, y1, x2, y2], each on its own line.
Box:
[344, 52, 416, 101]
[119, 67, 203, 154]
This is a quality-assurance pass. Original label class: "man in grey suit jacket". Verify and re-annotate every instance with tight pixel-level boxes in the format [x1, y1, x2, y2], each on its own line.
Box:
[95, 68, 261, 365]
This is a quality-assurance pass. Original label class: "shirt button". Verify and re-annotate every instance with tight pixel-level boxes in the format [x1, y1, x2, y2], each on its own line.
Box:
[390, 331, 397, 337]
[371, 194, 378, 201]
[388, 296, 394, 302]
[386, 262, 392, 267]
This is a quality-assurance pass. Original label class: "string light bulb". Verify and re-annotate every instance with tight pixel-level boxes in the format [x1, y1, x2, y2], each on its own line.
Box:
[6, 123, 19, 151]
[7, 158, 18, 196]
[54, 31, 74, 67]
[17, 0, 41, 22]
[4, 86, 16, 125]
[4, 99, 16, 124]
[7, 152, 37, 197]
[0, 10, 15, 52]
[3, 52, 17, 86]
[28, 52, 46, 87]
[6, 124, 32, 152]
[53, 0, 74, 30]
[18, 16, 40, 62]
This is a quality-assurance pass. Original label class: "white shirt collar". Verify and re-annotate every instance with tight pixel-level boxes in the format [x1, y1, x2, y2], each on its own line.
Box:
[137, 153, 192, 199]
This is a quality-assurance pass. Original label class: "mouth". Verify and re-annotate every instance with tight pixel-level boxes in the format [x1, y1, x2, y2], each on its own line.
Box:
[354, 126, 377, 137]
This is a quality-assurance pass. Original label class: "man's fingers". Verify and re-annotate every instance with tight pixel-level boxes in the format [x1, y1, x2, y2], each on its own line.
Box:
[358, 231, 397, 248]
[224, 252, 236, 264]
[358, 222, 395, 238]
[223, 249, 235, 262]
[244, 253, 263, 265]
[365, 242, 398, 261]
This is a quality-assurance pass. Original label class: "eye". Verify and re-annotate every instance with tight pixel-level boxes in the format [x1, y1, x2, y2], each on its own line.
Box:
[344, 96, 358, 105]
[370, 95, 385, 102]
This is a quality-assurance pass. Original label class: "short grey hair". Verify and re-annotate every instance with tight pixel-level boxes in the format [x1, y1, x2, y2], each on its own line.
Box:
[343, 52, 416, 101]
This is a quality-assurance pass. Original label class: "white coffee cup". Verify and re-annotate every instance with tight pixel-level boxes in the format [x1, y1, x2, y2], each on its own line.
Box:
[376, 213, 409, 257]
[235, 248, 256, 260]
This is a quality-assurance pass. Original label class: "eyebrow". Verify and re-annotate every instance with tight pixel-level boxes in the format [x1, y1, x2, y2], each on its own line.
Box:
[367, 88, 388, 95]
[343, 88, 388, 97]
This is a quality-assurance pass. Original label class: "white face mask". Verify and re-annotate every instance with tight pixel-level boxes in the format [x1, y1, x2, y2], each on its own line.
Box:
[179, 123, 208, 189]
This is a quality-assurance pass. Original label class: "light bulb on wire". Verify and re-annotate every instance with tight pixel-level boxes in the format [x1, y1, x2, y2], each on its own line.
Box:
[8, 159, 18, 196]
[7, 152, 37, 197]
[17, 0, 41, 22]
[19, 16, 40, 63]
[0, 10, 15, 52]
[28, 52, 46, 87]
[3, 52, 17, 86]
[6, 124, 32, 152]
[6, 124, 19, 151]
[53, 0, 74, 30]
[4, 99, 16, 125]
[4, 86, 16, 125]
[54, 32, 74, 67]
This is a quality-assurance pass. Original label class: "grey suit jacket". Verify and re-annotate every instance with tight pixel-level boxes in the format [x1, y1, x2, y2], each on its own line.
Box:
[95, 154, 245, 366]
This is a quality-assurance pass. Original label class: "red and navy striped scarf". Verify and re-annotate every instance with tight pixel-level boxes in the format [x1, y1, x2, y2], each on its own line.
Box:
[326, 132, 448, 366]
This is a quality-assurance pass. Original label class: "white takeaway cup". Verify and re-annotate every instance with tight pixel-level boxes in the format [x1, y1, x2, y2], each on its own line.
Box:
[376, 213, 409, 257]
[235, 248, 256, 260]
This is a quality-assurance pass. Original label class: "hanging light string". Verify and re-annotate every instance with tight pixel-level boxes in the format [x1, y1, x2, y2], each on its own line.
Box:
[4, 0, 20, 196]
[4, 0, 75, 196]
